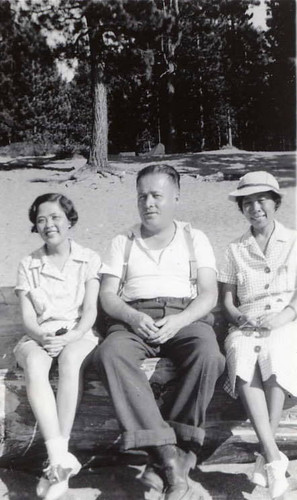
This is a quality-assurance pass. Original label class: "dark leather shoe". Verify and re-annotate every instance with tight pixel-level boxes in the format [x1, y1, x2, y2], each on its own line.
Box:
[165, 483, 195, 500]
[140, 463, 164, 492]
[160, 447, 197, 500]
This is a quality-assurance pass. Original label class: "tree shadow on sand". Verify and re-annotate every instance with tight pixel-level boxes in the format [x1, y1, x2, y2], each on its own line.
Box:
[0, 155, 76, 172]
[190, 467, 256, 500]
[0, 466, 151, 500]
[0, 468, 38, 499]
[1, 151, 295, 188]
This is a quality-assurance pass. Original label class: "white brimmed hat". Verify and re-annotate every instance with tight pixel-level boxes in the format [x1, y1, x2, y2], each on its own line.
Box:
[228, 171, 282, 201]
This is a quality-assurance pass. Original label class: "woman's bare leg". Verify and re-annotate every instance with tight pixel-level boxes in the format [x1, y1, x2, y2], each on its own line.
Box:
[263, 377, 286, 436]
[18, 342, 61, 441]
[237, 365, 281, 463]
[56, 339, 95, 439]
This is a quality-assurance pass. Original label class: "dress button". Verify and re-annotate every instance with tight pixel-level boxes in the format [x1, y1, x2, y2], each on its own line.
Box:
[264, 304, 271, 310]
[264, 284, 270, 289]
[264, 267, 271, 273]
[254, 346, 261, 353]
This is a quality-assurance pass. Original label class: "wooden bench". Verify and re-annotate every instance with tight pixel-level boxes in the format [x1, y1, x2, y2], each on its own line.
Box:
[1, 286, 296, 468]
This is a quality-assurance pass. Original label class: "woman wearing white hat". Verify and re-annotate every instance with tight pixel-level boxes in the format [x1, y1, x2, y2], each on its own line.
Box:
[219, 171, 297, 499]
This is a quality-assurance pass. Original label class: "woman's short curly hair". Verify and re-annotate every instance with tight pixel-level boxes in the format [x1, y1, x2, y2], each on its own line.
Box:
[236, 191, 282, 213]
[29, 193, 78, 233]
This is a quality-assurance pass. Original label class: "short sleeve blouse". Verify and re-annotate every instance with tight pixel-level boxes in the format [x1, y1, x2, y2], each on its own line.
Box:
[15, 240, 101, 329]
[218, 221, 297, 319]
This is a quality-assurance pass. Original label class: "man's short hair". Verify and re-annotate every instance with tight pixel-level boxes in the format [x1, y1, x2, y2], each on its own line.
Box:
[136, 164, 180, 190]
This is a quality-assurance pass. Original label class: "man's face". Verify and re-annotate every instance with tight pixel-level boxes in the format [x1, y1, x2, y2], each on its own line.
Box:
[137, 173, 179, 233]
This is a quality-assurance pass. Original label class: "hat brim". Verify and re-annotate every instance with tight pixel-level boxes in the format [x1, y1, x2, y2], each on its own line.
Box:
[228, 185, 282, 201]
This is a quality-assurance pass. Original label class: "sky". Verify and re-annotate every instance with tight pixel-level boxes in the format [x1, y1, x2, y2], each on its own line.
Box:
[249, 0, 268, 30]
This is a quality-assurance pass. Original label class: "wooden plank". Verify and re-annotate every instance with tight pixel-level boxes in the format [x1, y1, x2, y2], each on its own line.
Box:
[1, 286, 297, 466]
[203, 432, 297, 465]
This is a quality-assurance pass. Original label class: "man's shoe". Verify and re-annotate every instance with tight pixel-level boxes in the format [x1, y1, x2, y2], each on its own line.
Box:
[265, 451, 289, 499]
[36, 453, 81, 500]
[140, 463, 164, 493]
[164, 482, 195, 500]
[158, 446, 197, 500]
[251, 452, 267, 488]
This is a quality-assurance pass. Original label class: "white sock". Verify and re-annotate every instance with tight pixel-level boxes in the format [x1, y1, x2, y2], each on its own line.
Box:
[62, 436, 70, 454]
[45, 436, 68, 465]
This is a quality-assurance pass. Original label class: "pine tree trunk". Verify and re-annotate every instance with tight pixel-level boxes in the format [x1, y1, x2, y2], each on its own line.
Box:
[166, 77, 176, 154]
[199, 76, 205, 151]
[88, 62, 108, 172]
[227, 107, 233, 147]
[159, 1, 181, 154]
[85, 6, 109, 174]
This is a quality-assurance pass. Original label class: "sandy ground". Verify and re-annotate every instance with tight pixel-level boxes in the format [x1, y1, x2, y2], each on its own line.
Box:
[0, 154, 295, 286]
[0, 153, 296, 499]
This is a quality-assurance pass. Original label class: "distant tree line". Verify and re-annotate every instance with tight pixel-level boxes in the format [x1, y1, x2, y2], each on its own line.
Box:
[0, 0, 295, 170]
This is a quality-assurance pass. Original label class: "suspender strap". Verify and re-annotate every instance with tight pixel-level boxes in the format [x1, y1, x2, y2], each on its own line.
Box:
[183, 224, 197, 292]
[118, 232, 135, 295]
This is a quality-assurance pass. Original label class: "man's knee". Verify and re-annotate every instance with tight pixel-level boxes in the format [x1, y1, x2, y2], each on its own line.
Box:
[191, 335, 225, 373]
[93, 333, 127, 370]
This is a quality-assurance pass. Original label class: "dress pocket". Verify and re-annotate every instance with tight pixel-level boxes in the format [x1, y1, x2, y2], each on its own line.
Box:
[275, 264, 291, 291]
[236, 270, 249, 298]
[236, 269, 260, 302]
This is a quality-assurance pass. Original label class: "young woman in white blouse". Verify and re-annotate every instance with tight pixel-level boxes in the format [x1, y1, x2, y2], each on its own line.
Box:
[14, 193, 101, 500]
[219, 172, 297, 499]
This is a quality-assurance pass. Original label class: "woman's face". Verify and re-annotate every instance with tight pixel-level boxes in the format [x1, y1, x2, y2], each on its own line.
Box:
[36, 201, 71, 246]
[241, 191, 276, 231]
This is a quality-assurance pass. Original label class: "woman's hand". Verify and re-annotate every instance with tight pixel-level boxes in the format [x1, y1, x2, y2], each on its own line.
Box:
[257, 309, 293, 331]
[39, 332, 55, 347]
[42, 334, 65, 357]
[62, 329, 83, 344]
[43, 329, 84, 356]
[237, 314, 258, 328]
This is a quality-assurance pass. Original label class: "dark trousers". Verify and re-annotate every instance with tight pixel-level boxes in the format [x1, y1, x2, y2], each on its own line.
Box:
[93, 298, 225, 451]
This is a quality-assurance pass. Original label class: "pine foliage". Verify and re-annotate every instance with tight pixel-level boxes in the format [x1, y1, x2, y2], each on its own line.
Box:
[0, 0, 295, 163]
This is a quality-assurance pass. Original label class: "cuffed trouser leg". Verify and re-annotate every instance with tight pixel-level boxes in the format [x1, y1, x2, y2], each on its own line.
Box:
[93, 329, 176, 450]
[93, 298, 225, 451]
[161, 320, 225, 447]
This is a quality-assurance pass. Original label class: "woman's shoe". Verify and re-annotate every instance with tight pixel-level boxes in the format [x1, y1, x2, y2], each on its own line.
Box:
[36, 460, 50, 498]
[37, 453, 81, 500]
[63, 452, 81, 476]
[43, 463, 73, 500]
[36, 475, 50, 498]
[265, 452, 289, 499]
[251, 453, 267, 487]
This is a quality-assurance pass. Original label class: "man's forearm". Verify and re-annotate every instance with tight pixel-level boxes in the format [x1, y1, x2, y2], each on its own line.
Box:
[178, 291, 217, 327]
[100, 292, 140, 326]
